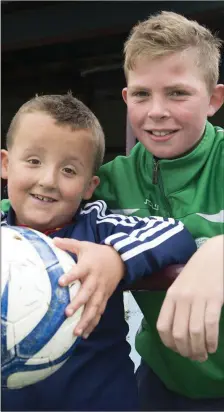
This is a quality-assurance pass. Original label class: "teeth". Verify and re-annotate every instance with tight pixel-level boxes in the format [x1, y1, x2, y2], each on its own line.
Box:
[33, 194, 54, 202]
[151, 131, 173, 136]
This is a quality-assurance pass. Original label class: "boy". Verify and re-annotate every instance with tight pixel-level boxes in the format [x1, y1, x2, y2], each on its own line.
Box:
[1, 93, 197, 411]
[94, 10, 224, 410]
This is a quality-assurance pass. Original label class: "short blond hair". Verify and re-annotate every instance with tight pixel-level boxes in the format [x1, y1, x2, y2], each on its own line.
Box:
[124, 11, 222, 92]
[6, 93, 105, 174]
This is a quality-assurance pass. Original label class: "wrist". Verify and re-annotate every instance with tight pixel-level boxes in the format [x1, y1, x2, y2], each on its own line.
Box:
[106, 245, 126, 280]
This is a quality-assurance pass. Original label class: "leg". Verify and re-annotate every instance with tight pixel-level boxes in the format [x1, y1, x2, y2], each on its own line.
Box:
[136, 360, 175, 411]
[176, 394, 224, 411]
[136, 360, 224, 411]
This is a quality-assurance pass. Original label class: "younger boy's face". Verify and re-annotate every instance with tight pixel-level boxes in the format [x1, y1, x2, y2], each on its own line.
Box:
[1, 112, 99, 231]
[123, 50, 224, 158]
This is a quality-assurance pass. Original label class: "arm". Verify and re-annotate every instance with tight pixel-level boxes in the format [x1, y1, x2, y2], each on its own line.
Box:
[84, 200, 196, 285]
[54, 200, 196, 338]
[157, 235, 224, 360]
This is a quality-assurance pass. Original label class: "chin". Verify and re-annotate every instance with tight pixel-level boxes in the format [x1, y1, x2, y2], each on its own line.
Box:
[146, 147, 172, 159]
[146, 145, 182, 160]
[157, 151, 179, 159]
[25, 218, 51, 232]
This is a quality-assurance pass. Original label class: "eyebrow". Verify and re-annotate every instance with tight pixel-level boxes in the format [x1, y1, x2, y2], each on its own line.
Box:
[23, 147, 44, 153]
[64, 157, 85, 168]
[164, 84, 194, 91]
[128, 86, 150, 92]
[128, 83, 194, 92]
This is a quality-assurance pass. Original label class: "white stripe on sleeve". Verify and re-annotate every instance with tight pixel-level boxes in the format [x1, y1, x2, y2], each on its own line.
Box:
[119, 223, 184, 261]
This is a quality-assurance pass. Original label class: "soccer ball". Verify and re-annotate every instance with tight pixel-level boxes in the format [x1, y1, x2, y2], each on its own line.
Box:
[1, 225, 84, 390]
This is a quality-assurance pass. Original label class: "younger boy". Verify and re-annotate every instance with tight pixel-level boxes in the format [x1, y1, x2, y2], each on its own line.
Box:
[1, 94, 197, 411]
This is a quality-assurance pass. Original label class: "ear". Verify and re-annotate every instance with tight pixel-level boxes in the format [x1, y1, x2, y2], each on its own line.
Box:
[122, 87, 128, 104]
[1, 150, 9, 180]
[207, 84, 224, 117]
[83, 176, 100, 200]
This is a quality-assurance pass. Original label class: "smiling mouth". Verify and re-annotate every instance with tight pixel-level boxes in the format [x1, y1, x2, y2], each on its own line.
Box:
[148, 130, 179, 137]
[30, 194, 57, 203]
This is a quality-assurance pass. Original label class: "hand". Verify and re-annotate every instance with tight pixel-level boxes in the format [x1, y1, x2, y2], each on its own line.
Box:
[53, 238, 125, 339]
[156, 235, 224, 362]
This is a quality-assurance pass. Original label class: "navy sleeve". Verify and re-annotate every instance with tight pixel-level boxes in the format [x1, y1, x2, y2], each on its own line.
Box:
[80, 200, 197, 286]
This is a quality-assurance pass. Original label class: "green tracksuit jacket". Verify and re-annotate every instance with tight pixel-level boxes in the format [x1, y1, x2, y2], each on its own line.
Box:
[1, 122, 224, 398]
[94, 121, 224, 399]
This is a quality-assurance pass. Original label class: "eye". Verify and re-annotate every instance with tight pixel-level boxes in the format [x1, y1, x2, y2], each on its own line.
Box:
[63, 167, 76, 175]
[27, 158, 40, 165]
[131, 90, 149, 98]
[170, 90, 189, 97]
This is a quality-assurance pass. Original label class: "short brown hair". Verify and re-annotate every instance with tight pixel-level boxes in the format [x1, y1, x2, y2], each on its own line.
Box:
[124, 11, 222, 92]
[6, 93, 105, 173]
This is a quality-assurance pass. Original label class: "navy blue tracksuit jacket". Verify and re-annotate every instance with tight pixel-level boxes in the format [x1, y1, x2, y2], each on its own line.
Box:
[1, 200, 196, 411]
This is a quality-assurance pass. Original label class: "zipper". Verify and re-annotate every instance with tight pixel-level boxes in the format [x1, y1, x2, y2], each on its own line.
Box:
[152, 158, 172, 217]
[152, 158, 159, 184]
[158, 172, 172, 217]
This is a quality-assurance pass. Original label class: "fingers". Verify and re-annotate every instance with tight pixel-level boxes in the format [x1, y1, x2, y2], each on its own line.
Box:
[157, 291, 208, 361]
[59, 265, 87, 287]
[74, 297, 107, 339]
[188, 298, 207, 361]
[174, 298, 221, 360]
[54, 240, 125, 340]
[53, 237, 80, 254]
[65, 275, 97, 317]
[156, 296, 176, 350]
[156, 237, 224, 361]
[158, 291, 193, 358]
[204, 300, 222, 354]
[171, 302, 191, 358]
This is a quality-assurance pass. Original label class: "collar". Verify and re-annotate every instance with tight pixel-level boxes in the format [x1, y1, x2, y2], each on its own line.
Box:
[141, 121, 216, 196]
[4, 206, 79, 235]
[5, 206, 16, 226]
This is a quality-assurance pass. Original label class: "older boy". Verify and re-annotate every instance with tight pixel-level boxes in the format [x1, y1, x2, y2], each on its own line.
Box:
[93, 11, 224, 410]
[1, 94, 197, 411]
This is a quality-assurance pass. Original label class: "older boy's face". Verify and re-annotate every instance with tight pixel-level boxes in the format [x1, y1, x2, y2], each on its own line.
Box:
[1, 112, 99, 231]
[123, 50, 222, 158]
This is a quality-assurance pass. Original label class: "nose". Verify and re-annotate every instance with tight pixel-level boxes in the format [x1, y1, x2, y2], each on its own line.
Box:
[38, 167, 57, 189]
[147, 97, 170, 120]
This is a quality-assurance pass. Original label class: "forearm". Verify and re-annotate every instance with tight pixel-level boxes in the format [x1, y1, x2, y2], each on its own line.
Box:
[102, 224, 196, 286]
[179, 235, 224, 284]
[126, 235, 224, 291]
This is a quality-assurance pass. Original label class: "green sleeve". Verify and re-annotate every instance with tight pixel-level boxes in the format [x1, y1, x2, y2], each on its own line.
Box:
[93, 144, 147, 214]
[0, 199, 11, 212]
[93, 158, 123, 208]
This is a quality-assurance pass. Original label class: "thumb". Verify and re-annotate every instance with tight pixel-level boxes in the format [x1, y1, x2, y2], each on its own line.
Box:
[53, 237, 81, 255]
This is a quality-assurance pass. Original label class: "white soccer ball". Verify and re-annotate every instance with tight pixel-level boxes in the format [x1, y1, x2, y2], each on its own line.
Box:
[1, 225, 84, 390]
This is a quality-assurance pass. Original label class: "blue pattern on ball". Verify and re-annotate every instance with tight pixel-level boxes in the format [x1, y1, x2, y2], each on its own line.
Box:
[1, 226, 80, 389]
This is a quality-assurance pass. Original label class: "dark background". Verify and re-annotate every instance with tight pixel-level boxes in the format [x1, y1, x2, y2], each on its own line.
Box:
[2, 1, 224, 163]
